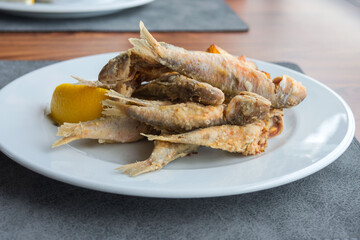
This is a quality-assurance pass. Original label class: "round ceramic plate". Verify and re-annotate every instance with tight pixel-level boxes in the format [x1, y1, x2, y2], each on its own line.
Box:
[0, 0, 154, 18]
[0, 53, 355, 198]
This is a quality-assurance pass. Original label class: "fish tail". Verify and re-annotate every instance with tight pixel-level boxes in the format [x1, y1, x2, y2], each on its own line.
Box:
[139, 21, 161, 52]
[106, 89, 169, 107]
[129, 21, 165, 61]
[116, 160, 156, 177]
[71, 76, 97, 87]
[52, 123, 84, 147]
[102, 99, 128, 117]
[52, 136, 81, 148]
[102, 106, 126, 117]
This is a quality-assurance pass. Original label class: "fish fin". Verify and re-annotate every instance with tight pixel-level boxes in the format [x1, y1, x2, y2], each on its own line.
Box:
[102, 98, 126, 108]
[71, 76, 109, 88]
[129, 21, 165, 61]
[129, 38, 159, 63]
[52, 122, 84, 147]
[102, 99, 128, 117]
[102, 106, 127, 117]
[106, 89, 170, 106]
[52, 136, 81, 148]
[139, 21, 161, 52]
[71, 76, 96, 87]
[117, 160, 158, 177]
[56, 122, 83, 137]
[105, 89, 146, 106]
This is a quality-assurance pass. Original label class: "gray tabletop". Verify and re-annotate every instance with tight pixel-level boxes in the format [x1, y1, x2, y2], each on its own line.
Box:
[0, 61, 359, 239]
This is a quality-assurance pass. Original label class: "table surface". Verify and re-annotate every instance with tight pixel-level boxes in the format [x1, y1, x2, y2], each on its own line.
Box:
[0, 0, 359, 139]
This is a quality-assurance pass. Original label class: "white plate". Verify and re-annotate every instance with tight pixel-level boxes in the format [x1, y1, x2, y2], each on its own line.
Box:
[0, 53, 355, 198]
[0, 0, 154, 18]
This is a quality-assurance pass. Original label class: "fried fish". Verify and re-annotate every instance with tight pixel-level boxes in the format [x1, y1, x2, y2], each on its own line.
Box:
[133, 73, 225, 105]
[130, 21, 307, 108]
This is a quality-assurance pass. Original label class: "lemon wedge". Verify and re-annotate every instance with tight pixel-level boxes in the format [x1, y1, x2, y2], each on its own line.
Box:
[50, 83, 109, 125]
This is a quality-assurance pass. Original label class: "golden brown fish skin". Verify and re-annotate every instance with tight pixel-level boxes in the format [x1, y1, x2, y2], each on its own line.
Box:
[125, 102, 225, 132]
[106, 90, 273, 132]
[132, 37, 270, 99]
[133, 73, 225, 105]
[129, 22, 306, 108]
[130, 23, 274, 99]
[225, 91, 271, 126]
[143, 120, 268, 154]
[52, 116, 144, 148]
[118, 141, 198, 176]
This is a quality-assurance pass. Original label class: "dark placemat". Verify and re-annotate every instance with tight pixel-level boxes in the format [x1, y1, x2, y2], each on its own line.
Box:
[0, 60, 359, 239]
[0, 0, 248, 32]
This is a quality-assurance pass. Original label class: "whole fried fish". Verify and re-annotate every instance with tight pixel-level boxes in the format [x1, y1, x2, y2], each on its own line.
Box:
[106, 91, 275, 132]
[129, 21, 307, 108]
[134, 73, 225, 105]
[119, 108, 284, 177]
[125, 102, 225, 132]
[143, 120, 268, 155]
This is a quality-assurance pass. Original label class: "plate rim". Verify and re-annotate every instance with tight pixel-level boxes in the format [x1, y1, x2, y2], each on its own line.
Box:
[0, 53, 355, 198]
[0, 0, 154, 14]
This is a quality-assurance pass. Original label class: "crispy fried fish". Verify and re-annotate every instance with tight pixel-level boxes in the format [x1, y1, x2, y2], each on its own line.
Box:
[129, 21, 306, 108]
[104, 92, 224, 132]
[52, 116, 144, 148]
[118, 109, 284, 177]
[133, 73, 225, 105]
[118, 141, 198, 176]
[107, 90, 274, 131]
[143, 120, 268, 155]
[124, 102, 225, 132]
